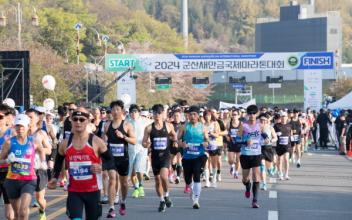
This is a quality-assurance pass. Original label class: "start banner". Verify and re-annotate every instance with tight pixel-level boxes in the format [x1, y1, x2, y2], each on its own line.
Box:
[105, 52, 334, 72]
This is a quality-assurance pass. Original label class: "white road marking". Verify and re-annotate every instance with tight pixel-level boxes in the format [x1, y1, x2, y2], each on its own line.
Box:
[269, 178, 277, 184]
[269, 191, 277, 199]
[268, 211, 279, 220]
[307, 153, 313, 156]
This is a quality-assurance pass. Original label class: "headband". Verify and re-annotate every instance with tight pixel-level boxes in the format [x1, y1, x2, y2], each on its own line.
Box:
[72, 111, 90, 118]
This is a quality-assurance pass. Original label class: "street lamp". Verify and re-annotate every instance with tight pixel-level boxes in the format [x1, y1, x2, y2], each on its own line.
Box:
[0, 2, 39, 49]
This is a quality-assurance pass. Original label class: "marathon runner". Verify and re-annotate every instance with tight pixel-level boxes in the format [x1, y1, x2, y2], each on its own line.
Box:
[227, 108, 242, 179]
[103, 100, 136, 217]
[169, 108, 184, 184]
[274, 111, 292, 180]
[237, 105, 264, 208]
[127, 104, 149, 198]
[0, 114, 47, 220]
[48, 107, 114, 220]
[0, 104, 14, 220]
[290, 109, 302, 167]
[178, 106, 209, 209]
[142, 104, 178, 212]
[26, 108, 53, 220]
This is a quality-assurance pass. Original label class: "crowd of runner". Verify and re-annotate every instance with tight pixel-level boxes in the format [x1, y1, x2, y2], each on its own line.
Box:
[0, 100, 351, 220]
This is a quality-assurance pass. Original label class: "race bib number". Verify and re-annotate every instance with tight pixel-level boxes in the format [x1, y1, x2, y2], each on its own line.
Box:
[11, 157, 31, 175]
[186, 143, 201, 155]
[245, 139, 260, 151]
[110, 143, 125, 157]
[69, 161, 92, 180]
[230, 129, 238, 138]
[153, 137, 168, 150]
[64, 131, 71, 140]
[208, 138, 218, 151]
[291, 135, 299, 142]
[279, 136, 289, 145]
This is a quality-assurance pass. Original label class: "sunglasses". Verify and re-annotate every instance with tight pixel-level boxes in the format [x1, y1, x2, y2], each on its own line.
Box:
[232, 114, 239, 116]
[248, 112, 257, 115]
[69, 109, 76, 111]
[72, 117, 87, 123]
[0, 114, 4, 120]
[131, 110, 139, 113]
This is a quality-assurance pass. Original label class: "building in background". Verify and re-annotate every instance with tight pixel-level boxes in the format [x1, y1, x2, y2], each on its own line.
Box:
[255, 0, 342, 67]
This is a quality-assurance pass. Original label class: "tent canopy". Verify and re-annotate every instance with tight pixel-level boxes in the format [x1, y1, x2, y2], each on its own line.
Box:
[328, 91, 352, 109]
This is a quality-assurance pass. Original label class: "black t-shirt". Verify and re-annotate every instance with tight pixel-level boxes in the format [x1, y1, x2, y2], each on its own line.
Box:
[274, 123, 292, 147]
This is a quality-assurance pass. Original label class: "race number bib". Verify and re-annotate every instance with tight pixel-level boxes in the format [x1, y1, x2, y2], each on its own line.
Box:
[110, 143, 125, 157]
[291, 135, 299, 142]
[208, 138, 218, 151]
[69, 161, 92, 180]
[11, 157, 31, 175]
[186, 143, 201, 155]
[279, 136, 289, 145]
[153, 137, 168, 150]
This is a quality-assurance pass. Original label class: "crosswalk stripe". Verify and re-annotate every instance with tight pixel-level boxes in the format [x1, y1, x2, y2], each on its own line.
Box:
[47, 207, 66, 220]
[269, 191, 277, 199]
[268, 210, 279, 220]
[30, 196, 66, 215]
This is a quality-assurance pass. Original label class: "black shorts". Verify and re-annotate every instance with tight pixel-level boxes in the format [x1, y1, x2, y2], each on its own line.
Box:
[151, 157, 170, 176]
[261, 146, 274, 162]
[66, 191, 102, 220]
[0, 171, 10, 204]
[182, 155, 207, 184]
[276, 145, 289, 156]
[170, 146, 181, 155]
[291, 141, 301, 147]
[4, 179, 36, 199]
[240, 155, 262, 170]
[111, 157, 129, 176]
[49, 148, 58, 161]
[35, 169, 48, 192]
[228, 143, 241, 153]
[207, 149, 221, 156]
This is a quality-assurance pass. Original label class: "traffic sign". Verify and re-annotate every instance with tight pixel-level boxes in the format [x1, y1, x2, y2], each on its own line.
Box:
[74, 22, 82, 30]
[102, 35, 109, 42]
[193, 84, 208, 89]
[268, 83, 281, 89]
[232, 83, 245, 89]
[156, 84, 171, 90]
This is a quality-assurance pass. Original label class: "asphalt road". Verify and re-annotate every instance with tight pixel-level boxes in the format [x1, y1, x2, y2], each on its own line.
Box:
[1, 147, 352, 220]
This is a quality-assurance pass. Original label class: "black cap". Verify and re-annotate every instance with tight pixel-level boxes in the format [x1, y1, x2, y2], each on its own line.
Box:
[152, 104, 164, 114]
[188, 105, 200, 114]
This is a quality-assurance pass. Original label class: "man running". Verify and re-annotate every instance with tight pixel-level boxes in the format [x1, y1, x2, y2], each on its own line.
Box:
[227, 108, 242, 179]
[169, 109, 184, 184]
[142, 104, 178, 212]
[26, 109, 53, 220]
[127, 104, 149, 198]
[48, 107, 114, 220]
[104, 100, 136, 218]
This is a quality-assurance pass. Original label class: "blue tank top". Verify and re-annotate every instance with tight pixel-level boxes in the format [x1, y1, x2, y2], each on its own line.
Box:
[241, 122, 262, 156]
[182, 122, 205, 159]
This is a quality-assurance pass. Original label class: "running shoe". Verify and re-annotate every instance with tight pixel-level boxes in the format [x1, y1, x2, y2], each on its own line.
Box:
[31, 198, 39, 207]
[211, 181, 217, 188]
[168, 175, 175, 184]
[184, 185, 191, 193]
[252, 200, 260, 208]
[164, 197, 173, 208]
[230, 167, 234, 175]
[217, 173, 222, 182]
[158, 201, 166, 212]
[205, 180, 210, 188]
[38, 210, 46, 220]
[234, 171, 239, 179]
[144, 174, 150, 181]
[119, 203, 126, 216]
[132, 188, 139, 198]
[138, 186, 145, 197]
[260, 183, 267, 191]
[101, 195, 108, 204]
[175, 176, 180, 184]
[107, 208, 116, 218]
[296, 163, 301, 168]
[284, 175, 291, 180]
[193, 201, 200, 209]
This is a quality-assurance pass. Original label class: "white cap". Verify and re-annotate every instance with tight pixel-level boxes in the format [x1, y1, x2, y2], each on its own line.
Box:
[141, 110, 149, 117]
[15, 114, 30, 127]
[46, 112, 55, 117]
[224, 109, 229, 113]
[34, 106, 46, 113]
[3, 98, 15, 108]
[280, 111, 288, 117]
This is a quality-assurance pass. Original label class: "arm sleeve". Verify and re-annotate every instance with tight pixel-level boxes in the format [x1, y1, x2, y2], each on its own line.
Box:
[53, 153, 65, 179]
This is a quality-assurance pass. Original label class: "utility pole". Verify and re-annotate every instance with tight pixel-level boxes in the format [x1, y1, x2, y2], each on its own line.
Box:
[182, 0, 188, 51]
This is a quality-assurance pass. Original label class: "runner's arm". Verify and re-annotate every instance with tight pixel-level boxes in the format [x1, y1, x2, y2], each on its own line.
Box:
[41, 131, 53, 155]
[0, 140, 10, 164]
[124, 122, 136, 145]
[142, 125, 151, 148]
